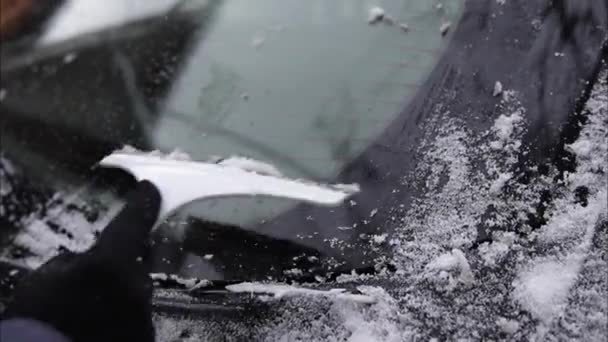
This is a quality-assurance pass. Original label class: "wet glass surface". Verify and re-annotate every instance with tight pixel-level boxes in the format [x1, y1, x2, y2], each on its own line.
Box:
[159, 0, 464, 180]
[153, 0, 463, 234]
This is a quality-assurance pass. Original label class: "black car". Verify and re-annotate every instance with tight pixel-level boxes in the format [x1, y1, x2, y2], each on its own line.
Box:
[1, 0, 606, 340]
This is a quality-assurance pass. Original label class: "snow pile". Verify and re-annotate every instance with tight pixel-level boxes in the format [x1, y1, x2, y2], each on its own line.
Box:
[116, 145, 192, 161]
[493, 81, 503, 96]
[218, 156, 283, 177]
[488, 171, 512, 194]
[153, 316, 216, 342]
[331, 286, 407, 342]
[425, 249, 475, 290]
[489, 110, 524, 150]
[367, 6, 404, 30]
[477, 232, 516, 267]
[369, 208, 378, 218]
[332, 183, 361, 194]
[545, 223, 608, 341]
[370, 233, 387, 245]
[367, 7, 385, 25]
[496, 317, 519, 334]
[263, 286, 409, 342]
[513, 257, 581, 322]
[117, 146, 286, 177]
[511, 71, 607, 333]
[385, 106, 513, 336]
[563, 83, 608, 189]
[386, 76, 604, 339]
[150, 273, 210, 290]
[493, 112, 523, 141]
[226, 282, 376, 304]
[335, 269, 376, 284]
[154, 285, 409, 342]
[420, 122, 471, 193]
[537, 186, 606, 246]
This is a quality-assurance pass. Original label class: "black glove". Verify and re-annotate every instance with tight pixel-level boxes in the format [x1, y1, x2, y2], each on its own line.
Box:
[5, 180, 161, 342]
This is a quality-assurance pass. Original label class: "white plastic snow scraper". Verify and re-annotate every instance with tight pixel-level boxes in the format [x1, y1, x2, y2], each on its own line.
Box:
[99, 149, 360, 220]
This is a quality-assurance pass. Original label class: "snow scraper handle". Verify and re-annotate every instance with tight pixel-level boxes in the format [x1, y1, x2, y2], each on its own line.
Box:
[98, 149, 359, 221]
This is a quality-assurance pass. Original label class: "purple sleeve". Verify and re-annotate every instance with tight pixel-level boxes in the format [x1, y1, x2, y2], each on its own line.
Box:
[0, 319, 71, 342]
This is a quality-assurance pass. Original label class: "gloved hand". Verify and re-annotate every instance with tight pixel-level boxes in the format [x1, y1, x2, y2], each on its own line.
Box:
[4, 180, 161, 342]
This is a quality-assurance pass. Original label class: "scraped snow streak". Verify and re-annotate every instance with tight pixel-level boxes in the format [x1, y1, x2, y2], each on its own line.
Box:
[2, 71, 606, 340]
[226, 282, 376, 304]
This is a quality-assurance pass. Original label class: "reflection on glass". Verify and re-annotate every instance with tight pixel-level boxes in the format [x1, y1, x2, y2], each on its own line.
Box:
[159, 0, 463, 180]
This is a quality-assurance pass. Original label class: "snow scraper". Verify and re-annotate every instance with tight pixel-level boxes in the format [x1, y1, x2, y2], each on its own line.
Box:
[99, 148, 359, 224]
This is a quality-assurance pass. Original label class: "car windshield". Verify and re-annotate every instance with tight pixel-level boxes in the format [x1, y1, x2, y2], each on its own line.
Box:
[156, 0, 463, 180]
[2, 0, 463, 238]
[159, 0, 463, 231]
